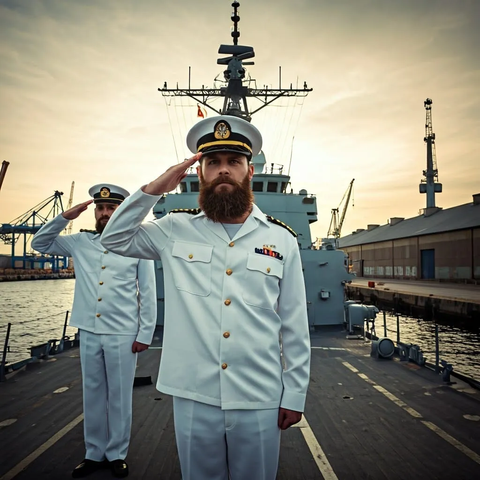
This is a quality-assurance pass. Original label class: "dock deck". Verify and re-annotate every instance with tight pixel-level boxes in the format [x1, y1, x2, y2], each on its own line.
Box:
[1, 328, 480, 479]
[347, 278, 480, 320]
[350, 278, 480, 304]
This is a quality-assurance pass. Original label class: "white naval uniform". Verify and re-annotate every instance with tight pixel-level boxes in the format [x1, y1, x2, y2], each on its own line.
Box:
[31, 214, 157, 461]
[101, 188, 311, 479]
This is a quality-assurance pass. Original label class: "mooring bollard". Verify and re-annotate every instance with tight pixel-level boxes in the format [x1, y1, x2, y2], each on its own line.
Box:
[440, 359, 453, 383]
[398, 342, 411, 362]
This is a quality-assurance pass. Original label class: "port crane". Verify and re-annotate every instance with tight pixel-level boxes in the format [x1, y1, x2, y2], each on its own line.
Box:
[0, 190, 68, 270]
[419, 98, 442, 208]
[327, 178, 355, 239]
[0, 160, 9, 193]
[65, 181, 75, 235]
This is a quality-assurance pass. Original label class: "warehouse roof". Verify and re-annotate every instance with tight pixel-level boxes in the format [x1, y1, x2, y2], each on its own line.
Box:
[339, 196, 480, 248]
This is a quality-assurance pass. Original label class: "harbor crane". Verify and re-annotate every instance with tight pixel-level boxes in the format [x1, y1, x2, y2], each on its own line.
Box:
[0, 190, 67, 270]
[419, 98, 442, 208]
[0, 160, 9, 193]
[65, 181, 75, 235]
[327, 178, 355, 239]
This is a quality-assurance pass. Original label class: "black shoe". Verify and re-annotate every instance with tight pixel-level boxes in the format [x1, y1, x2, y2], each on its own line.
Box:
[72, 459, 109, 478]
[110, 459, 129, 478]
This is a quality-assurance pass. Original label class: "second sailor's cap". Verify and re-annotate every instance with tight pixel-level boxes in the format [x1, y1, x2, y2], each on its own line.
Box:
[186, 115, 262, 159]
[88, 183, 130, 205]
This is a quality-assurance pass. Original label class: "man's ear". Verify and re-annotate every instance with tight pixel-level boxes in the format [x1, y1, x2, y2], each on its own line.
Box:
[248, 163, 254, 181]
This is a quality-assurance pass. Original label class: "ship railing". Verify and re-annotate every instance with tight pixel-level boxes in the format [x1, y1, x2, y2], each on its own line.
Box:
[357, 308, 480, 391]
[0, 310, 79, 382]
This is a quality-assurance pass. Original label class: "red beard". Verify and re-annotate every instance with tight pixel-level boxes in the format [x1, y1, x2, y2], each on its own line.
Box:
[95, 216, 109, 233]
[198, 172, 254, 222]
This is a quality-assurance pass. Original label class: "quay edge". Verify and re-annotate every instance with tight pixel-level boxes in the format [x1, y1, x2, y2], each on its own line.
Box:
[0, 268, 74, 282]
[346, 282, 480, 322]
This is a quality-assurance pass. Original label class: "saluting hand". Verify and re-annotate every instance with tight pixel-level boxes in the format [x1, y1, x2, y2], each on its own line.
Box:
[143, 153, 202, 196]
[278, 408, 303, 430]
[62, 200, 94, 220]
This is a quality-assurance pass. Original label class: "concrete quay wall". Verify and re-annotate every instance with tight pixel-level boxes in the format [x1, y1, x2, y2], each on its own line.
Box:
[0, 268, 74, 282]
[346, 285, 480, 322]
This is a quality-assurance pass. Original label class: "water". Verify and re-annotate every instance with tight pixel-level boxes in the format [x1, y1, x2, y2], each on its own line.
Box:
[1, 280, 479, 383]
[0, 279, 76, 364]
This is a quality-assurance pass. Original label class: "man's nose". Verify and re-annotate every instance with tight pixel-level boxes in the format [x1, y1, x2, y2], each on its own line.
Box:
[218, 164, 230, 175]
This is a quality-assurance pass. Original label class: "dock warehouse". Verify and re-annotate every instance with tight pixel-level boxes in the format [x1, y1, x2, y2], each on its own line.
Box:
[338, 193, 480, 283]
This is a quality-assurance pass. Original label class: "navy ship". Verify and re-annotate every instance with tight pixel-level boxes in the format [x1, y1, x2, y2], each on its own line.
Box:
[153, 1, 355, 329]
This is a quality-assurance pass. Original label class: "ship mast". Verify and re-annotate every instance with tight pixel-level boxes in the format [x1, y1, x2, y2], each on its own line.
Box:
[159, 1, 312, 121]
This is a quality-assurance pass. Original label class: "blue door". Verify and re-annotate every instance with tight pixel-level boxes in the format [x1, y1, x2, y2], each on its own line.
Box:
[421, 249, 435, 279]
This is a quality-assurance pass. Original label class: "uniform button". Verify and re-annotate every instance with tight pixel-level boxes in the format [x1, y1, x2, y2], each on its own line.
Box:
[101, 265, 106, 269]
[267, 267, 271, 273]
[96, 313, 101, 317]
[99, 281, 104, 285]
[223, 332, 230, 338]
[224, 299, 231, 306]
[229, 242, 235, 247]
[226, 269, 232, 276]
[104, 250, 108, 254]
[98, 298, 102, 302]
[222, 363, 228, 370]
[188, 254, 193, 259]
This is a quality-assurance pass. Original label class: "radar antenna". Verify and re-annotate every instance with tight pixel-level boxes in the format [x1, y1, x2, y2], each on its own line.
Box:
[159, 1, 312, 121]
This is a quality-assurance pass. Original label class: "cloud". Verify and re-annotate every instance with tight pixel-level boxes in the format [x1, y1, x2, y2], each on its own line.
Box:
[0, 0, 479, 254]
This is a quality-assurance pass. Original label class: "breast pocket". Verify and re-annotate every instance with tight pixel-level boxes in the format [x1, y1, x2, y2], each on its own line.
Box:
[76, 253, 102, 274]
[171, 241, 213, 296]
[110, 256, 138, 280]
[242, 253, 284, 309]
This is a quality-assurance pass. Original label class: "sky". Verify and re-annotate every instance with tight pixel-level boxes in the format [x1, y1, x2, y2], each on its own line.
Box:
[0, 0, 479, 255]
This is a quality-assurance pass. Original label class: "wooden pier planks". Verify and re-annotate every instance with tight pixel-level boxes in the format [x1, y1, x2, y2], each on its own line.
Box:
[1, 330, 480, 479]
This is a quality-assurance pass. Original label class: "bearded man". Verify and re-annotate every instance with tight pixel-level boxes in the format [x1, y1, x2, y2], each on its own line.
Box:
[31, 184, 157, 479]
[101, 116, 311, 480]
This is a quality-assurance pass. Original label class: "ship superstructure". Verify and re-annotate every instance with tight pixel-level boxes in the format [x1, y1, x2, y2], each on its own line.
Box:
[153, 1, 354, 327]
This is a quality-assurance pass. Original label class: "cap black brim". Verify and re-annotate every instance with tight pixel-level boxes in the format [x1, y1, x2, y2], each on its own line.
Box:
[200, 146, 252, 158]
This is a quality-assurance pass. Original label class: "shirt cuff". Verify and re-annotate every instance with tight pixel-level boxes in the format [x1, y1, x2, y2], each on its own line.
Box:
[280, 390, 306, 412]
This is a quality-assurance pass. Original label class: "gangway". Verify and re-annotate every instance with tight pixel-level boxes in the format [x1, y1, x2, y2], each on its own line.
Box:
[0, 190, 68, 270]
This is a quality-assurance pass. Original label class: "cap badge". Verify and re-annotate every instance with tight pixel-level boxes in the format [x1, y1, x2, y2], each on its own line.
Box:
[100, 187, 111, 198]
[214, 121, 231, 140]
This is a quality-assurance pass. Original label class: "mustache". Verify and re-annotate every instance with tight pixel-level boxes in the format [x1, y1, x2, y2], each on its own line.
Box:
[210, 176, 238, 187]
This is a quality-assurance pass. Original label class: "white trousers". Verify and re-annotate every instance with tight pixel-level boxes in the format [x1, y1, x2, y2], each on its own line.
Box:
[173, 397, 281, 480]
[79, 329, 137, 462]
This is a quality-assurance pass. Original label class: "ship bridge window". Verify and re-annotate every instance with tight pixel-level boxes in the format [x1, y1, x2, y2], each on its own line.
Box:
[179, 182, 187, 193]
[281, 182, 288, 193]
[190, 181, 200, 192]
[267, 182, 278, 193]
[252, 181, 263, 192]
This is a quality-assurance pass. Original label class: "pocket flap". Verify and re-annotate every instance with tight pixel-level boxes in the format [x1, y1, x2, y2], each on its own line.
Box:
[246, 253, 284, 278]
[172, 241, 213, 263]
